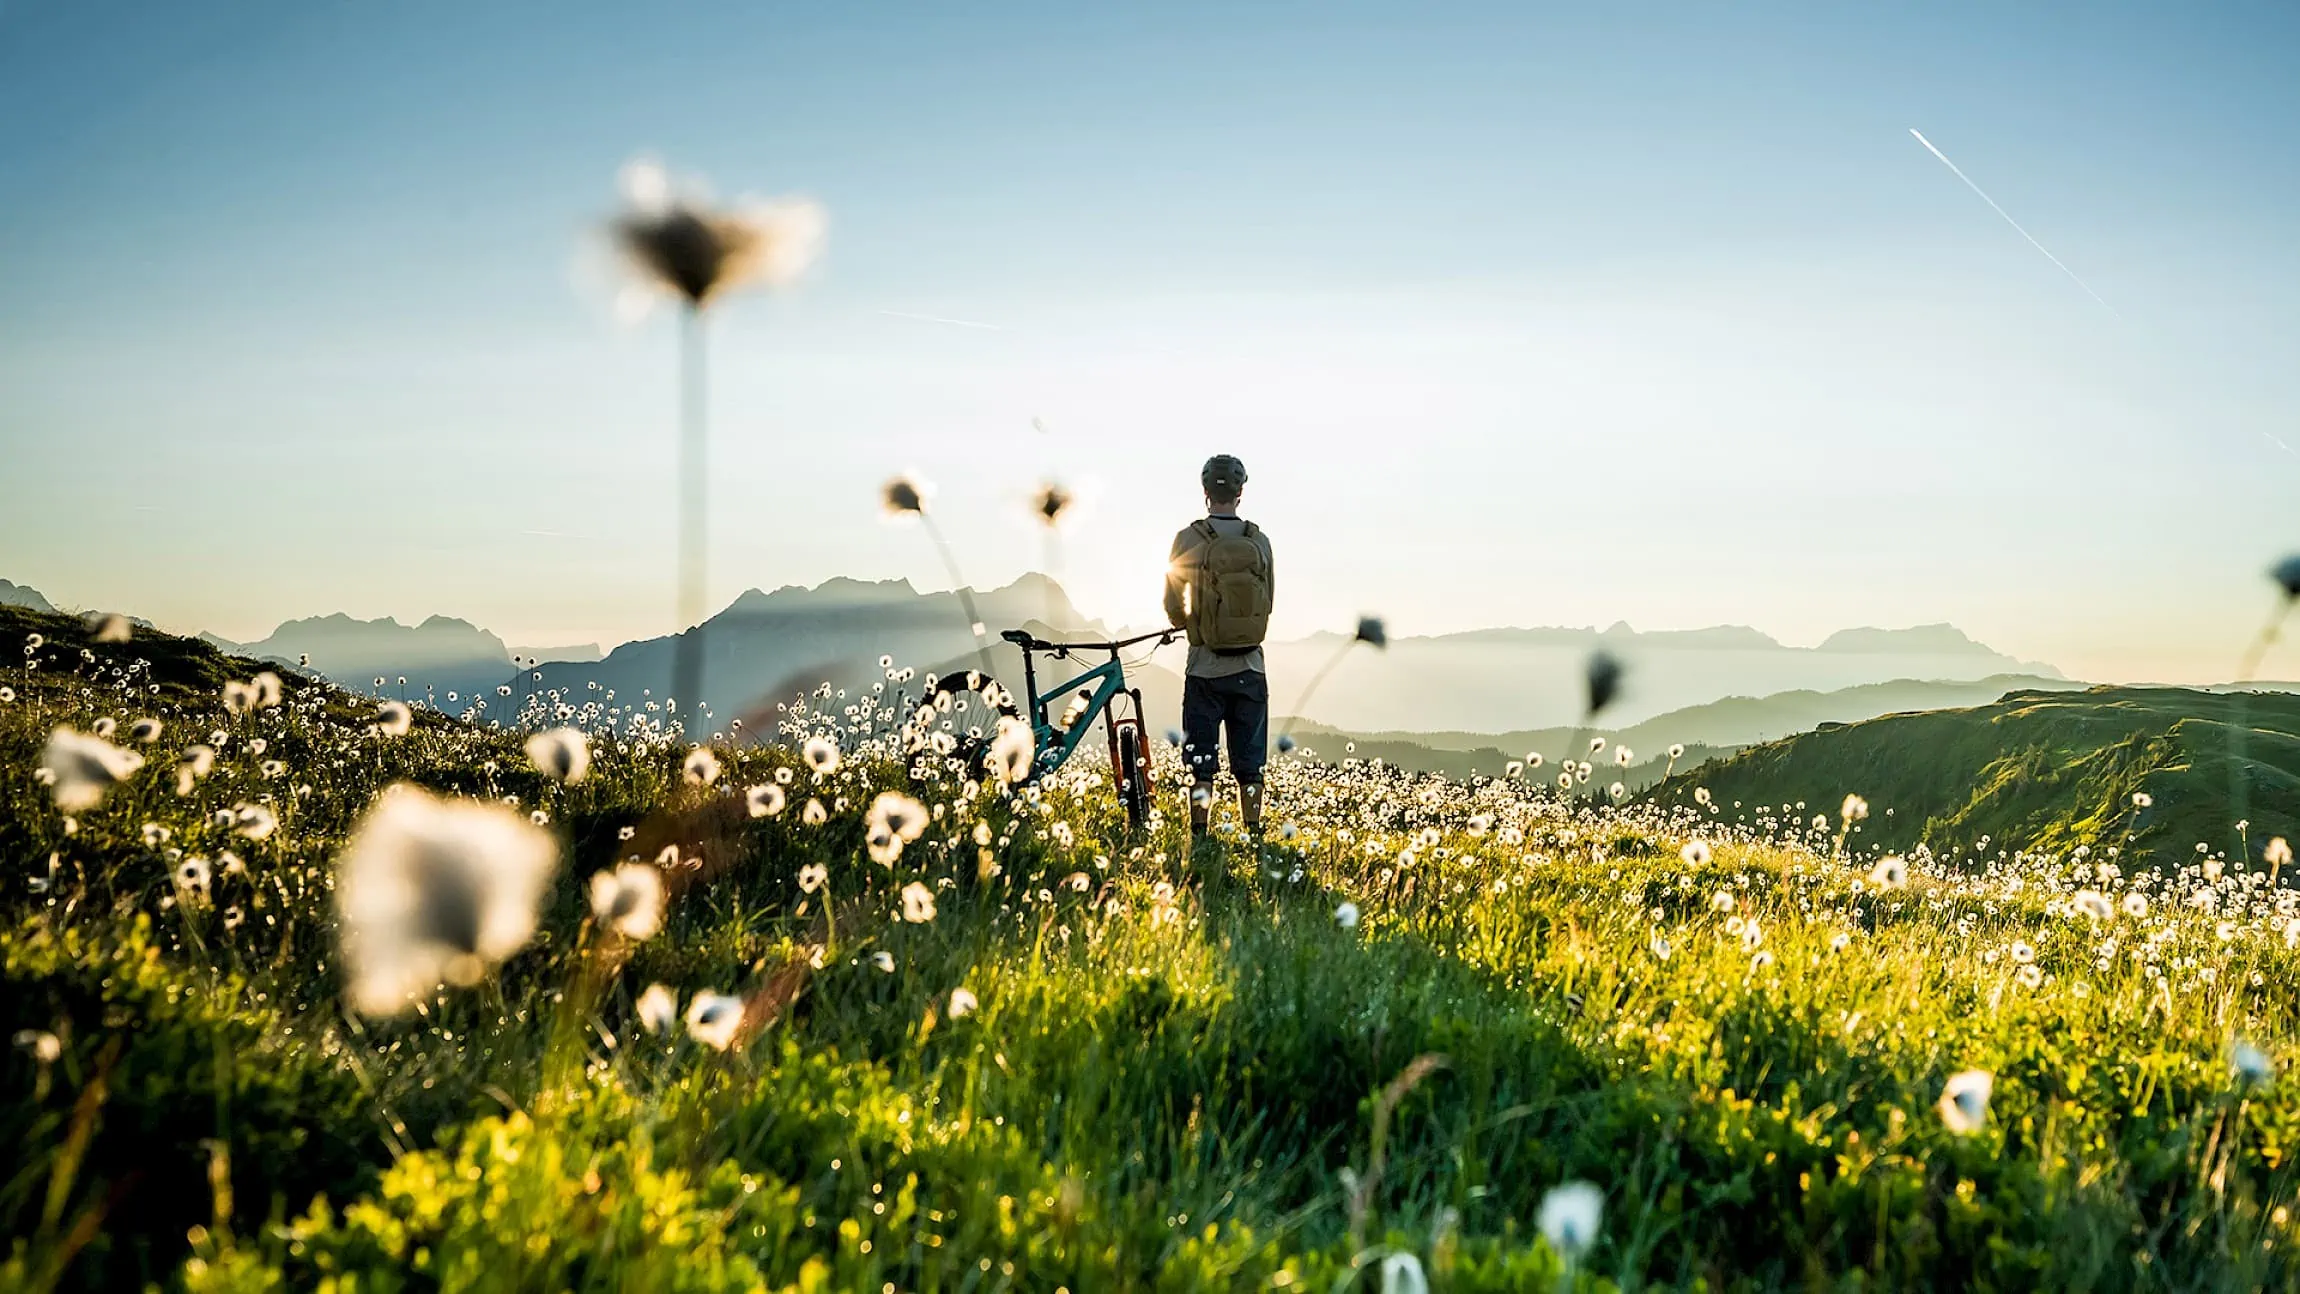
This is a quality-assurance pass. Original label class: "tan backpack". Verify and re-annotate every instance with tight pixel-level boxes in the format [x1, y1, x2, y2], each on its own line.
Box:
[1187, 520, 1272, 651]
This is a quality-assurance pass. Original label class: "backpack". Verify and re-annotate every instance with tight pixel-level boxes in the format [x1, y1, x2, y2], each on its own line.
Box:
[1187, 519, 1272, 651]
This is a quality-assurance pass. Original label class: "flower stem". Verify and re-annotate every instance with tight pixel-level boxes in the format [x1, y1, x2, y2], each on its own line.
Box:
[672, 304, 709, 733]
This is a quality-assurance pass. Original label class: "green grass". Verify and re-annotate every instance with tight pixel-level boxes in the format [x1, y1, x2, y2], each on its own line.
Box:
[1650, 684, 2300, 874]
[5, 605, 2300, 1291]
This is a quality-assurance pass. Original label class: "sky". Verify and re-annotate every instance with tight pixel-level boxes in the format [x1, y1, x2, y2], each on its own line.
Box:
[4, 1, 2299, 683]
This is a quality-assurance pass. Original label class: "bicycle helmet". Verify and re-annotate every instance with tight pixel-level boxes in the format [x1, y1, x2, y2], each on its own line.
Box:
[1201, 454, 1247, 496]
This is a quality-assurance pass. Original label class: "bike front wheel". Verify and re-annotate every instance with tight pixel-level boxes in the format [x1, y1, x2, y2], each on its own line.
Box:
[1115, 723, 1149, 830]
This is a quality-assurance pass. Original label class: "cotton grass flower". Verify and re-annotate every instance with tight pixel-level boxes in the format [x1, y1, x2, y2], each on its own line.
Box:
[39, 727, 145, 812]
[684, 992, 745, 1050]
[1537, 1180, 1604, 1263]
[987, 716, 1035, 786]
[1867, 856, 1907, 890]
[947, 987, 978, 1019]
[374, 701, 413, 737]
[1681, 839, 1712, 867]
[796, 862, 828, 893]
[1336, 901, 1361, 930]
[636, 983, 678, 1034]
[2234, 1040, 2274, 1087]
[175, 744, 216, 796]
[231, 803, 278, 840]
[588, 863, 666, 941]
[747, 783, 787, 818]
[871, 951, 896, 973]
[1938, 1069, 1993, 1135]
[1584, 650, 1624, 717]
[1376, 1251, 1428, 1294]
[524, 727, 591, 784]
[682, 746, 722, 786]
[802, 735, 841, 774]
[901, 881, 938, 923]
[2072, 890, 2113, 922]
[334, 784, 560, 1017]
[612, 158, 824, 309]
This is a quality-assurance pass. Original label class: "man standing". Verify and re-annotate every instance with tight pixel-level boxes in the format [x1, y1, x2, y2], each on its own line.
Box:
[1163, 454, 1275, 844]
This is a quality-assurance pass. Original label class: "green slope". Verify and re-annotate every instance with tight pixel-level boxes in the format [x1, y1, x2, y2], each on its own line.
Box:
[1652, 684, 2300, 867]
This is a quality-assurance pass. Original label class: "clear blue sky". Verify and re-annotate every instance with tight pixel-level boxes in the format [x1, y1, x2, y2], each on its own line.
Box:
[4, 1, 2297, 681]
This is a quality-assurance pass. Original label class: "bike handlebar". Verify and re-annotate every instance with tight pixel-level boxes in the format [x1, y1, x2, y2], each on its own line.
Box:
[999, 627, 1181, 653]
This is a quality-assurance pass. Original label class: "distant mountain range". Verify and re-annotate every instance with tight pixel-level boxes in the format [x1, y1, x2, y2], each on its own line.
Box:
[1262, 619, 2061, 732]
[0, 581, 55, 614]
[2, 572, 2077, 737]
[1281, 672, 2081, 786]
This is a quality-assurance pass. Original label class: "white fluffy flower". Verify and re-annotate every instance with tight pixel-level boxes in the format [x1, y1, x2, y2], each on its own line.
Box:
[39, 727, 146, 812]
[1937, 1069, 1993, 1135]
[682, 746, 722, 786]
[987, 716, 1035, 786]
[636, 983, 678, 1034]
[901, 881, 938, 923]
[1335, 901, 1361, 930]
[802, 735, 840, 774]
[524, 727, 591, 783]
[747, 783, 787, 818]
[588, 862, 666, 940]
[1537, 1180, 1604, 1261]
[1867, 856, 1907, 891]
[374, 701, 413, 737]
[947, 987, 978, 1019]
[684, 992, 745, 1050]
[334, 784, 560, 1016]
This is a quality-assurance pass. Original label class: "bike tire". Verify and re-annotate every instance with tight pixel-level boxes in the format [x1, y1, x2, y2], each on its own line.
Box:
[1116, 724, 1149, 830]
[910, 668, 1024, 784]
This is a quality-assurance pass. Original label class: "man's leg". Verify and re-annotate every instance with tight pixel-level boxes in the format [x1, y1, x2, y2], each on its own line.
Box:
[1180, 675, 1222, 840]
[1228, 671, 1270, 836]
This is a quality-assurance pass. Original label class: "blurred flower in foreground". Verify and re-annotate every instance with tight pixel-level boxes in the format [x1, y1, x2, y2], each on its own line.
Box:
[1034, 482, 1073, 527]
[129, 717, 163, 744]
[589, 863, 666, 941]
[803, 735, 841, 775]
[374, 701, 413, 738]
[1335, 901, 1361, 930]
[988, 716, 1035, 787]
[1585, 650, 1623, 718]
[612, 157, 825, 311]
[611, 157, 826, 727]
[636, 983, 678, 1035]
[1537, 1180, 1604, 1263]
[335, 785, 559, 1017]
[901, 881, 938, 923]
[948, 987, 978, 1019]
[39, 727, 145, 812]
[682, 746, 722, 786]
[747, 783, 787, 818]
[524, 727, 591, 784]
[2234, 1040, 2274, 1087]
[684, 992, 744, 1050]
[1937, 1069, 1993, 1135]
[1867, 856, 1907, 890]
[88, 613, 132, 643]
[1378, 1252, 1427, 1294]
[1355, 616, 1387, 649]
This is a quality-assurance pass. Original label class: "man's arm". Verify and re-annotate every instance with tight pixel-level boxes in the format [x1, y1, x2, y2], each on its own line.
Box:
[1163, 530, 1192, 629]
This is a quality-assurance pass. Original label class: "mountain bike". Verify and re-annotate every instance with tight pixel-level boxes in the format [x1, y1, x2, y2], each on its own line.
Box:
[911, 627, 1178, 828]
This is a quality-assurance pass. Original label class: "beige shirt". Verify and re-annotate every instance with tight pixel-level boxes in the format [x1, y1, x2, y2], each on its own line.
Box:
[1164, 513, 1275, 679]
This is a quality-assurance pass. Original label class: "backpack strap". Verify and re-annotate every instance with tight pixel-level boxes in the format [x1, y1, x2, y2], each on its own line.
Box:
[1191, 519, 1219, 545]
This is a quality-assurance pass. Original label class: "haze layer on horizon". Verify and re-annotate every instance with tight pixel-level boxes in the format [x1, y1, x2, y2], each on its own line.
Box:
[4, 1, 2298, 685]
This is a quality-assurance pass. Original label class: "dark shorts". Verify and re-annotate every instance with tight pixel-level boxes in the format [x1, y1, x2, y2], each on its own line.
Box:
[1182, 670, 1268, 786]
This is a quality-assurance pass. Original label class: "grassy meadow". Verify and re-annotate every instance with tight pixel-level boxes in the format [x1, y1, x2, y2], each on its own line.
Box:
[6, 602, 2300, 1291]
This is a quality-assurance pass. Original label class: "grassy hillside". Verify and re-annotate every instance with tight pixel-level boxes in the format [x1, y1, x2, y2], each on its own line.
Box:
[6, 609, 2300, 1289]
[1652, 685, 2300, 869]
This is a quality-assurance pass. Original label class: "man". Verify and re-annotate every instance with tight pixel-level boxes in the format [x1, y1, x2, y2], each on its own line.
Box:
[1163, 454, 1275, 843]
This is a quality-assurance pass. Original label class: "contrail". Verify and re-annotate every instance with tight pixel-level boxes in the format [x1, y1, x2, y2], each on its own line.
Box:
[876, 308, 1006, 332]
[2264, 432, 2300, 461]
[1908, 128, 2120, 319]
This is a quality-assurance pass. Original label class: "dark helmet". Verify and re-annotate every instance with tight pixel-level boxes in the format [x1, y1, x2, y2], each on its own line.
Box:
[1201, 454, 1248, 496]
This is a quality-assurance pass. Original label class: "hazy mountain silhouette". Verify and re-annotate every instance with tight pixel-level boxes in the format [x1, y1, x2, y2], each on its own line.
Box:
[511, 643, 603, 665]
[0, 580, 55, 614]
[1281, 672, 2080, 784]
[203, 613, 519, 703]
[1261, 620, 2062, 731]
[511, 573, 1188, 740]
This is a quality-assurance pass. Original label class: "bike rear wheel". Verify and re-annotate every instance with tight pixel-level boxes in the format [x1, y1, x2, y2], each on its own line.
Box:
[906, 668, 1024, 784]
